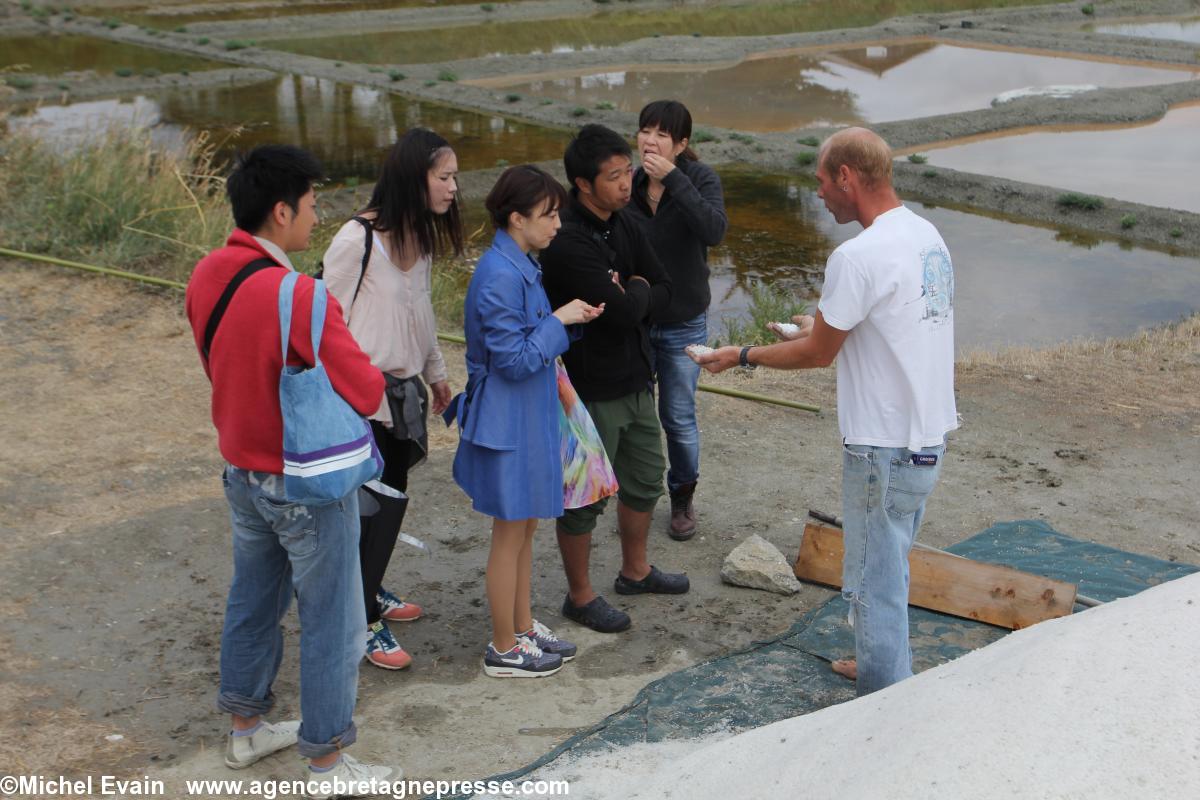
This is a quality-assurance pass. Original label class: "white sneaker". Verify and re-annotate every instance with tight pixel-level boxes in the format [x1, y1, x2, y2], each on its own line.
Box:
[224, 719, 301, 769]
[303, 754, 399, 799]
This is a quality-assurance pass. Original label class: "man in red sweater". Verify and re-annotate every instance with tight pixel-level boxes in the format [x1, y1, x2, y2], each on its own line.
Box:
[186, 145, 393, 797]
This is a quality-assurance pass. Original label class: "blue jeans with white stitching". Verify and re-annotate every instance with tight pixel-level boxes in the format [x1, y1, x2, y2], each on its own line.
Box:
[840, 440, 945, 696]
[217, 466, 365, 758]
[649, 312, 707, 492]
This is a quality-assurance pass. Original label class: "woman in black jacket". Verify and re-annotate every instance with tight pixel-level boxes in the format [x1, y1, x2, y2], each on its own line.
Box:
[628, 100, 728, 541]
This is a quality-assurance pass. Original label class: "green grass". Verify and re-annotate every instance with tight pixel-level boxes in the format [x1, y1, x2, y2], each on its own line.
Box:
[481, 3, 495, 10]
[174, 26, 187, 33]
[505, 93, 522, 103]
[495, 158, 510, 167]
[540, 99, 554, 105]
[922, 168, 937, 178]
[714, 282, 808, 347]
[693, 130, 719, 143]
[907, 153, 928, 164]
[797, 135, 820, 147]
[5, 76, 36, 90]
[437, 69, 458, 82]
[0, 132, 230, 285]
[389, 70, 405, 81]
[1119, 214, 1137, 230]
[571, 106, 589, 117]
[1057, 192, 1105, 211]
[196, 37, 210, 45]
[1081, 4, 1094, 15]
[728, 132, 755, 144]
[142, 67, 160, 78]
[594, 101, 615, 111]
[424, 79, 437, 87]
[1170, 228, 1184, 238]
[224, 40, 252, 51]
[103, 17, 121, 29]
[56, 81, 70, 91]
[794, 151, 816, 167]
[114, 67, 134, 78]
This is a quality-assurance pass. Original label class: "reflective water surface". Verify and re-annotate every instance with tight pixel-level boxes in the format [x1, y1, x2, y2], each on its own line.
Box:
[920, 103, 1200, 215]
[501, 42, 1198, 131]
[1085, 16, 1200, 44]
[5, 76, 572, 182]
[709, 171, 1200, 351]
[78, 0, 495, 28]
[266, 0, 1047, 64]
[0, 34, 224, 76]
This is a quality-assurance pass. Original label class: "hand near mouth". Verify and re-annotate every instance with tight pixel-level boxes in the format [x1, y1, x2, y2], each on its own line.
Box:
[641, 151, 676, 180]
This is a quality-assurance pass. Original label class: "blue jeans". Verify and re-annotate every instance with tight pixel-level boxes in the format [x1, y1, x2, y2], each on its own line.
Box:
[841, 440, 945, 697]
[650, 313, 706, 492]
[217, 466, 366, 758]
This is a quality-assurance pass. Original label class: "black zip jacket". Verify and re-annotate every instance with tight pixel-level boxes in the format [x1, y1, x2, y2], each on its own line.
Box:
[629, 159, 727, 324]
[541, 193, 673, 402]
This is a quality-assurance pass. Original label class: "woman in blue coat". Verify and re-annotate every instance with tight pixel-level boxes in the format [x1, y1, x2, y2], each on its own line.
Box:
[449, 165, 604, 678]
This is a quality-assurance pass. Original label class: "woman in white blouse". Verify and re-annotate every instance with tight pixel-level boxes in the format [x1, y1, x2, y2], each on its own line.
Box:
[322, 128, 463, 671]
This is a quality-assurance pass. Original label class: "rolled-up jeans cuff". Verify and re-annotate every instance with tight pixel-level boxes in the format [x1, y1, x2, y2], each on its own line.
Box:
[217, 690, 276, 719]
[298, 720, 358, 759]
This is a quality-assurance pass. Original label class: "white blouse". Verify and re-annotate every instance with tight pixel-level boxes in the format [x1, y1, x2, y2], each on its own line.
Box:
[322, 218, 447, 426]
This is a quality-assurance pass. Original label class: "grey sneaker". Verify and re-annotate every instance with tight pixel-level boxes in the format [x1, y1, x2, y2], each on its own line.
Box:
[225, 719, 301, 769]
[304, 755, 399, 799]
[518, 619, 578, 662]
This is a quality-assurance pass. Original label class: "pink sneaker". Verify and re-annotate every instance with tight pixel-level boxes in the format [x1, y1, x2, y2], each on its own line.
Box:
[377, 588, 423, 623]
[365, 621, 412, 670]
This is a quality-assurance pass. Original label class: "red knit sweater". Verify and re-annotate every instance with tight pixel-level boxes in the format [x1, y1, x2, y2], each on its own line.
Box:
[185, 229, 384, 473]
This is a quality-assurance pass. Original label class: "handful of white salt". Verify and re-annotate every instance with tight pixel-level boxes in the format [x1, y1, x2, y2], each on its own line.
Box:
[775, 322, 801, 337]
[685, 344, 715, 359]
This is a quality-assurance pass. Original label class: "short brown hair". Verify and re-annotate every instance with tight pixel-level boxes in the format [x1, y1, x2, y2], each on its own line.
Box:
[485, 165, 568, 230]
[818, 128, 893, 190]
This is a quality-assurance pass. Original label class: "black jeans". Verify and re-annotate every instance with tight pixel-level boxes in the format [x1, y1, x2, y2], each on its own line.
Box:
[360, 420, 420, 625]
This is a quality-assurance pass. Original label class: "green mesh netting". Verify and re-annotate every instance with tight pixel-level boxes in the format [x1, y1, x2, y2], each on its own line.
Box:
[455, 520, 1196, 797]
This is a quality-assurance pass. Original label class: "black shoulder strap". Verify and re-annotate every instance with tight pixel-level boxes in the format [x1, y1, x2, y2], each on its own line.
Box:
[202, 257, 279, 363]
[559, 219, 617, 270]
[350, 215, 373, 307]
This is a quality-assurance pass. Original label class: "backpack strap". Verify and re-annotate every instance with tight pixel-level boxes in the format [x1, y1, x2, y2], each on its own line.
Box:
[276, 271, 329, 368]
[349, 215, 373, 307]
[559, 219, 618, 271]
[202, 256, 279, 363]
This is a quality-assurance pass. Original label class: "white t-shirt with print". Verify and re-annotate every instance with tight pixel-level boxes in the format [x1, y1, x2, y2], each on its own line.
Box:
[817, 204, 957, 451]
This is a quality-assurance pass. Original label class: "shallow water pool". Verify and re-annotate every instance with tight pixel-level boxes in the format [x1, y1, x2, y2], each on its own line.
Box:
[709, 171, 1200, 351]
[916, 103, 1200, 215]
[1084, 16, 1200, 45]
[0, 34, 224, 77]
[499, 41, 1199, 131]
[5, 76, 571, 182]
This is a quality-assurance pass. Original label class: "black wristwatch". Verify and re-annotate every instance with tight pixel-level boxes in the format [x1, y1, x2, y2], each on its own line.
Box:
[739, 345, 755, 369]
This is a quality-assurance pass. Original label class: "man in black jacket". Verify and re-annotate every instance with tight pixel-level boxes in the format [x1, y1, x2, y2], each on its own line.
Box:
[542, 124, 690, 634]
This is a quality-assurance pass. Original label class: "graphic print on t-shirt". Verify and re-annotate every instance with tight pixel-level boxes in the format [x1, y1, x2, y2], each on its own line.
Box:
[920, 244, 954, 324]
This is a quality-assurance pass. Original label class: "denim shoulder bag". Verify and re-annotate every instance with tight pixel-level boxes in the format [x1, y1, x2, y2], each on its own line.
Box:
[277, 270, 382, 504]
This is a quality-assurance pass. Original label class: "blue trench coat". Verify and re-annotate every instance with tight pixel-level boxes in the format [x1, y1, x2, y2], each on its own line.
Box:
[447, 230, 574, 520]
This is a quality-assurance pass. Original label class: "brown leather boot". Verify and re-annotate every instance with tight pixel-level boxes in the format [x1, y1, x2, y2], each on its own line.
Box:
[668, 482, 697, 541]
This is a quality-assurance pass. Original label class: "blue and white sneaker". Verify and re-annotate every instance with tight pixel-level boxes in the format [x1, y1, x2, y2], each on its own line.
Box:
[483, 639, 563, 678]
[518, 620, 577, 662]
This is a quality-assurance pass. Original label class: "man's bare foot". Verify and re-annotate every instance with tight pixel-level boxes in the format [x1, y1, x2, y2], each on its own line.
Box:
[831, 659, 857, 680]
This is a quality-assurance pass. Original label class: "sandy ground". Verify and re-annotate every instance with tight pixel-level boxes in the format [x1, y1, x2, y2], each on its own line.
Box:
[4, 0, 1199, 252]
[1, 251, 1198, 791]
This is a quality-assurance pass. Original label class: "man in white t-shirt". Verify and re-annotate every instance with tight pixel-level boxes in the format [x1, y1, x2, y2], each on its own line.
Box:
[692, 127, 956, 696]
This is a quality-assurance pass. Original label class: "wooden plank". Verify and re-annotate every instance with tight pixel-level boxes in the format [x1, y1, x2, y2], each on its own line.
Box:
[794, 522, 1077, 630]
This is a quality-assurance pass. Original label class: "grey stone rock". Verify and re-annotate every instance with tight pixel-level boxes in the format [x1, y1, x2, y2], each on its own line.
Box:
[721, 534, 800, 595]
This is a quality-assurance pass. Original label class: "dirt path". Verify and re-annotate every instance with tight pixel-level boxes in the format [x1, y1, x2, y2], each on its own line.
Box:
[2, 258, 1197, 789]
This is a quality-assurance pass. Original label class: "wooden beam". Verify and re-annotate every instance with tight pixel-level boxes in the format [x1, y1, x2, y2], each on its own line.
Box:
[794, 522, 1077, 630]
